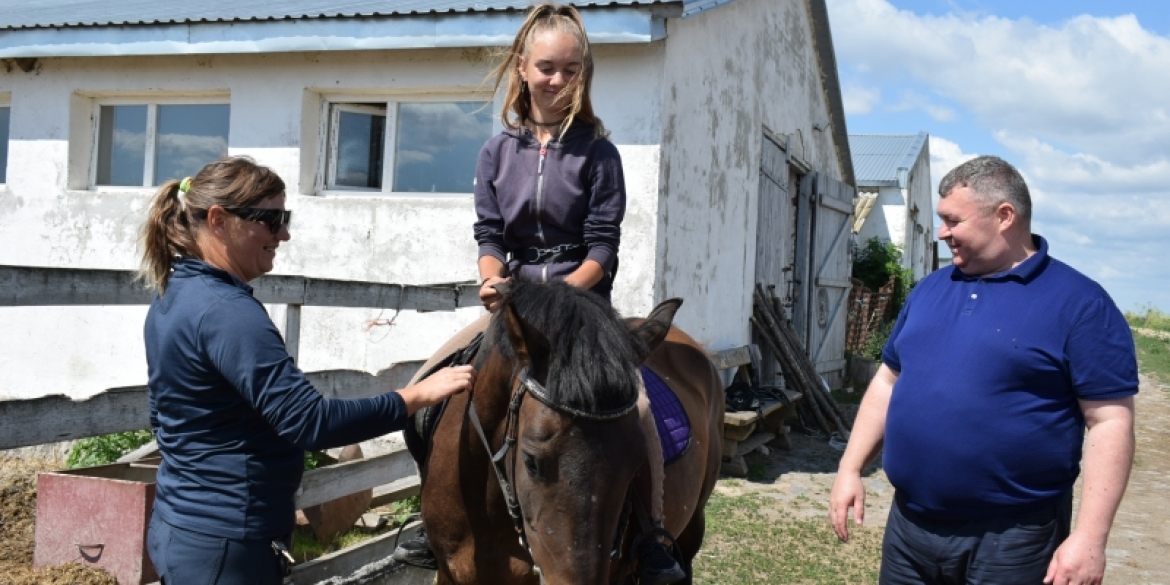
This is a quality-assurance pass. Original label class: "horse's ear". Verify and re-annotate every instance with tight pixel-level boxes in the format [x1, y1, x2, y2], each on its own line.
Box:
[502, 301, 549, 368]
[632, 298, 683, 353]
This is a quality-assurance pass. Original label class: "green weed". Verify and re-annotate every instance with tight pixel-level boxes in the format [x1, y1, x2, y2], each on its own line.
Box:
[66, 430, 153, 468]
[1126, 304, 1170, 333]
[1133, 331, 1170, 383]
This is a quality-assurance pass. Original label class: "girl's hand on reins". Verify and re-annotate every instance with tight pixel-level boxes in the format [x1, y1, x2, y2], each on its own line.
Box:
[479, 276, 511, 312]
[398, 365, 476, 416]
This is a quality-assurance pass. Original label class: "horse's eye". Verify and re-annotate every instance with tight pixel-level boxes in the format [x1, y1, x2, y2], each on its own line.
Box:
[522, 452, 541, 479]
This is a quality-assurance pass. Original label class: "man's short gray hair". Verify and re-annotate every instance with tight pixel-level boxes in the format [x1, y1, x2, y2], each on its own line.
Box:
[938, 156, 1031, 225]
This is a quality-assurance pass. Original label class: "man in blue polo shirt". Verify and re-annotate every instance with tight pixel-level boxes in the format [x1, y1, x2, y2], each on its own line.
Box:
[829, 156, 1137, 585]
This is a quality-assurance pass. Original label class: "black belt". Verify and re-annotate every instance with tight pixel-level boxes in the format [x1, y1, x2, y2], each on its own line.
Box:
[509, 244, 588, 264]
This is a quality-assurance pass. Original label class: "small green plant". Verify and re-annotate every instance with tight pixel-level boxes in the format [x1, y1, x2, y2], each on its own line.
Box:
[1133, 331, 1170, 384]
[861, 320, 894, 360]
[853, 237, 914, 318]
[1125, 304, 1170, 333]
[66, 430, 154, 468]
[304, 450, 331, 471]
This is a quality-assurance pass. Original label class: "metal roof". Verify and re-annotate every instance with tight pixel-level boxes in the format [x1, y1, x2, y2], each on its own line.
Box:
[850, 132, 928, 187]
[0, 0, 713, 30]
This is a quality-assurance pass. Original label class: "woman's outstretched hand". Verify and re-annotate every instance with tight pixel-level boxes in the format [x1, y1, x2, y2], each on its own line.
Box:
[398, 365, 476, 416]
[479, 276, 510, 312]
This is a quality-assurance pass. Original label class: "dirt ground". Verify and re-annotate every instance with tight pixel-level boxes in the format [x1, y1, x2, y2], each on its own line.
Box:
[715, 372, 1170, 583]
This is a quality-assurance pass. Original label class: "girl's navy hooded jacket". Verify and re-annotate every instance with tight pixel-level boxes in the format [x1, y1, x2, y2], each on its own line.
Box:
[473, 121, 626, 300]
[144, 259, 409, 540]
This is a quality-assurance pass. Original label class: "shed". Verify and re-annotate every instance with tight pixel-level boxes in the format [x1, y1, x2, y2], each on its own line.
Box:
[0, 0, 856, 400]
[849, 132, 934, 280]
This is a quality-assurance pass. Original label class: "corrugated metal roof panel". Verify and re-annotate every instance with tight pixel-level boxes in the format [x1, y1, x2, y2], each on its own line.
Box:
[850, 133, 928, 186]
[0, 1, 685, 30]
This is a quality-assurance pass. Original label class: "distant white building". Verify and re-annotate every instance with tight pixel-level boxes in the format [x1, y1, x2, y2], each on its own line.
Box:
[849, 133, 934, 281]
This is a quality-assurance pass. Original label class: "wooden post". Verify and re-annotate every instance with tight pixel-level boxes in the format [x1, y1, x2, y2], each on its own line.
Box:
[285, 304, 302, 364]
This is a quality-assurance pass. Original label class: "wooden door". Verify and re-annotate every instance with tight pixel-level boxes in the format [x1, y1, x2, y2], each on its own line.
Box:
[804, 170, 861, 386]
[753, 132, 792, 384]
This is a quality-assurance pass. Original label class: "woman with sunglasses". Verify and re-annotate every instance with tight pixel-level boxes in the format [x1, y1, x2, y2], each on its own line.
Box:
[138, 156, 475, 585]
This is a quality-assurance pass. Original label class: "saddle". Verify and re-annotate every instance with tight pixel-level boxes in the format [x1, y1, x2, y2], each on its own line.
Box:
[403, 333, 483, 466]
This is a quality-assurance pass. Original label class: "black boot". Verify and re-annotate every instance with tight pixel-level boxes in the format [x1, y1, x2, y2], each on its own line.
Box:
[391, 526, 438, 570]
[636, 538, 685, 585]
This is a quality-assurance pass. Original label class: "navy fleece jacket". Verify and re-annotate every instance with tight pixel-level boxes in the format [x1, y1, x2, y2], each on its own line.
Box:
[145, 259, 409, 540]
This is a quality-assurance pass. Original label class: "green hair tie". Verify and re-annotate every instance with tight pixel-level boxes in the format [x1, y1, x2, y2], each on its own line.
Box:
[178, 177, 193, 193]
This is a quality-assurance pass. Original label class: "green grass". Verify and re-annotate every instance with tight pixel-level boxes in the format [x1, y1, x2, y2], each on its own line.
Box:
[1134, 331, 1170, 384]
[1126, 305, 1170, 333]
[693, 492, 882, 584]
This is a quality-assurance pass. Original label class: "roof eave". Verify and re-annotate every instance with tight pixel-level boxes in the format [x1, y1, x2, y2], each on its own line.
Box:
[806, 0, 855, 187]
[0, 7, 667, 59]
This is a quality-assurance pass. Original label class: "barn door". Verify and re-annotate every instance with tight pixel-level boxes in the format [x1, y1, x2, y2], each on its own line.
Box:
[753, 132, 792, 384]
[794, 172, 854, 386]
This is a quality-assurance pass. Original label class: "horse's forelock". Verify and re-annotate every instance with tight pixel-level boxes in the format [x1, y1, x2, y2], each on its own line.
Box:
[487, 281, 642, 416]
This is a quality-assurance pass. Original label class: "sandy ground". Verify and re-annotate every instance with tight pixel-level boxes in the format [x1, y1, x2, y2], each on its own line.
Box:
[715, 372, 1170, 583]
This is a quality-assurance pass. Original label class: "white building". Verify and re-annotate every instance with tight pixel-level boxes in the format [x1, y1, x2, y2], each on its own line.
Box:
[0, 0, 857, 401]
[849, 133, 933, 281]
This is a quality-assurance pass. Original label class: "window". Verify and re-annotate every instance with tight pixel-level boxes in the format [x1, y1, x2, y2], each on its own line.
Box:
[325, 100, 492, 194]
[94, 102, 229, 187]
[0, 105, 9, 184]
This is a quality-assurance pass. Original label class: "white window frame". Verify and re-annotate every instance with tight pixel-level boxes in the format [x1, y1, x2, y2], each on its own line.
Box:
[317, 92, 496, 198]
[0, 94, 11, 186]
[89, 96, 230, 190]
[326, 102, 393, 192]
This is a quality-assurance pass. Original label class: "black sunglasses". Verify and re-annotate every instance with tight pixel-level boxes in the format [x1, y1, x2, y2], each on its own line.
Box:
[222, 207, 292, 234]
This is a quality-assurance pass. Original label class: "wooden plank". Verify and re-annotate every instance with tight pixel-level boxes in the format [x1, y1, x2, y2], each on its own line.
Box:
[722, 410, 759, 427]
[723, 422, 756, 443]
[287, 521, 435, 585]
[370, 475, 421, 508]
[709, 345, 754, 370]
[0, 365, 424, 450]
[0, 386, 151, 450]
[0, 265, 479, 310]
[723, 431, 776, 459]
[295, 447, 416, 509]
[814, 277, 852, 289]
[818, 191, 854, 214]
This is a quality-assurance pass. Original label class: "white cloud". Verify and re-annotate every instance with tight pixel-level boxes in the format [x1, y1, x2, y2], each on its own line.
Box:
[831, 0, 1170, 311]
[928, 136, 976, 199]
[888, 91, 956, 122]
[828, 0, 1170, 163]
[842, 82, 882, 115]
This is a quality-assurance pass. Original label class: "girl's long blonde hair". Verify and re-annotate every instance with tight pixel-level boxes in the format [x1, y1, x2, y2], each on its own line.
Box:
[488, 2, 608, 141]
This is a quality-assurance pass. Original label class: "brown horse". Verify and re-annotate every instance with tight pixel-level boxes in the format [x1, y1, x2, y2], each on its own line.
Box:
[418, 282, 723, 584]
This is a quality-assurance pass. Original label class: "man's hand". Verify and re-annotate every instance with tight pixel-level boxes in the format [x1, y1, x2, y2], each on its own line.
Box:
[829, 471, 867, 542]
[1043, 530, 1107, 585]
[398, 365, 476, 416]
[479, 276, 510, 312]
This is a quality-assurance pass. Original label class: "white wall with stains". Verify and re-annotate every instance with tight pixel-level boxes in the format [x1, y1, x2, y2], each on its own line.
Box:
[655, 0, 846, 349]
[0, 44, 665, 400]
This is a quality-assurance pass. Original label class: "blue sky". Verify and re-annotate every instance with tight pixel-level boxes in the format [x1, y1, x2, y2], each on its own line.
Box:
[828, 0, 1170, 314]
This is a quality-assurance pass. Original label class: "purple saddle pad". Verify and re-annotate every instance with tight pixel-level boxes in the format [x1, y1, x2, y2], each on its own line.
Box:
[641, 366, 692, 465]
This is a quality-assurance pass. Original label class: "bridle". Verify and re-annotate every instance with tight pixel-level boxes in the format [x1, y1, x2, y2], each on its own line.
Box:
[466, 365, 640, 571]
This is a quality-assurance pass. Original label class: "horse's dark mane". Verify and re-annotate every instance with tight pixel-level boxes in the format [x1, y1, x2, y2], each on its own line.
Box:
[486, 281, 644, 416]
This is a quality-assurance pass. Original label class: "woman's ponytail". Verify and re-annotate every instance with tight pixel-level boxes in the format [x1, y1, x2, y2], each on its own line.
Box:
[138, 179, 197, 294]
